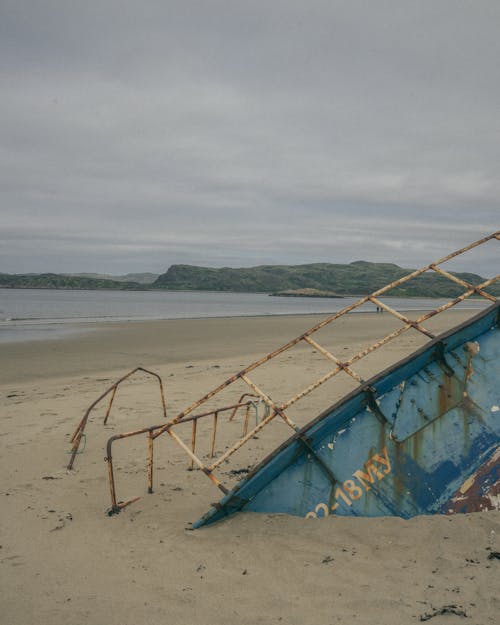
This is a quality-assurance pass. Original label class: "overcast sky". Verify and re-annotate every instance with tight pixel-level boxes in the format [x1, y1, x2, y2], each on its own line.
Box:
[1, 1, 499, 277]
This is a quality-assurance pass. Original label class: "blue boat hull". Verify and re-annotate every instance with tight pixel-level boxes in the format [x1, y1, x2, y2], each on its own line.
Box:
[194, 303, 500, 527]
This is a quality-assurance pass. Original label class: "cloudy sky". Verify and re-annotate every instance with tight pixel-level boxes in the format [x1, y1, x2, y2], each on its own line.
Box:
[1, 1, 499, 276]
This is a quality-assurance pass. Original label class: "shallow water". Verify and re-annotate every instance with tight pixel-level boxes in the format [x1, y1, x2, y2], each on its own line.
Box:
[0, 288, 489, 343]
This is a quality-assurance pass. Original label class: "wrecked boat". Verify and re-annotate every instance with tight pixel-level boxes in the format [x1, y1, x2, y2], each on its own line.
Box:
[68, 232, 499, 527]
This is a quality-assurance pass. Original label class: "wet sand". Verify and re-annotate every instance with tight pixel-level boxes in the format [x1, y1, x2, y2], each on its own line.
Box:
[1, 310, 499, 624]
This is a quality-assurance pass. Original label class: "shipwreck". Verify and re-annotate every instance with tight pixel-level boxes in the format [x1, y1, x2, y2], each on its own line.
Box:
[68, 232, 499, 527]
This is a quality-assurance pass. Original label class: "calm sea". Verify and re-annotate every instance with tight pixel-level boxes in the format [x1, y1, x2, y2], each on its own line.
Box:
[0, 288, 490, 344]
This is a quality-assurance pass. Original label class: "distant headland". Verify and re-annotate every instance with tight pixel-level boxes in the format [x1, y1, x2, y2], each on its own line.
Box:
[1, 261, 498, 298]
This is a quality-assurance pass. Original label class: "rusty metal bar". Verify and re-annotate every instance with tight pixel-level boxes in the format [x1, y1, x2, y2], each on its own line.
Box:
[345, 279, 497, 369]
[152, 402, 255, 439]
[243, 403, 250, 436]
[280, 366, 343, 410]
[412, 276, 499, 325]
[478, 275, 500, 290]
[430, 265, 498, 302]
[431, 231, 499, 265]
[240, 374, 298, 432]
[369, 296, 435, 338]
[104, 386, 117, 425]
[416, 289, 478, 322]
[208, 409, 279, 471]
[175, 402, 253, 424]
[210, 412, 218, 458]
[148, 430, 154, 494]
[370, 231, 499, 299]
[165, 429, 228, 494]
[189, 419, 197, 470]
[106, 449, 118, 511]
[105, 428, 161, 514]
[153, 298, 372, 436]
[229, 393, 259, 420]
[302, 336, 364, 384]
[346, 324, 410, 366]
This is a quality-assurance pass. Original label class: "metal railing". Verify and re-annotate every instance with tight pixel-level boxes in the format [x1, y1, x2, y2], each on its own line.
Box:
[67, 232, 499, 514]
[67, 367, 167, 470]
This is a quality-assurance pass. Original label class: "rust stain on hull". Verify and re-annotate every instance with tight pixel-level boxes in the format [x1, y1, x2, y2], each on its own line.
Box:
[445, 447, 500, 514]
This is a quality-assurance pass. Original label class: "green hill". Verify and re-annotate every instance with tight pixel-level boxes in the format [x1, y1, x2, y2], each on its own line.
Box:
[0, 273, 143, 290]
[66, 272, 159, 284]
[152, 261, 500, 298]
[1, 261, 498, 298]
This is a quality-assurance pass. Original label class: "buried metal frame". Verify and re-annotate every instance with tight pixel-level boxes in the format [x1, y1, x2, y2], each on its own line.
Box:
[105, 399, 262, 512]
[67, 366, 167, 470]
[71, 232, 499, 514]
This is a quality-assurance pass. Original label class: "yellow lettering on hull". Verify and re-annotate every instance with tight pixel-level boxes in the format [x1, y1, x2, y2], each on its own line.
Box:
[305, 446, 392, 518]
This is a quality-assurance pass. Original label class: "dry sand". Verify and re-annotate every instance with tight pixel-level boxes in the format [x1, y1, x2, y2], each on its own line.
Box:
[1, 310, 499, 625]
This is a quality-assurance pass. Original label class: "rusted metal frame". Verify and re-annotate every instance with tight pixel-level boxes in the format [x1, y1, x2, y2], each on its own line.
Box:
[104, 419, 230, 510]
[104, 367, 167, 425]
[343, 288, 488, 371]
[371, 266, 434, 298]
[170, 401, 255, 426]
[110, 418, 229, 503]
[207, 409, 280, 471]
[165, 428, 229, 494]
[336, 287, 486, 377]
[150, 400, 257, 469]
[367, 232, 498, 301]
[369, 296, 435, 339]
[68, 366, 167, 470]
[105, 425, 161, 513]
[229, 393, 259, 420]
[430, 231, 499, 265]
[240, 373, 299, 432]
[345, 324, 410, 367]
[477, 275, 500, 290]
[429, 265, 498, 303]
[103, 232, 498, 462]
[302, 335, 365, 384]
[165, 400, 258, 469]
[342, 257, 499, 369]
[413, 276, 498, 326]
[152, 298, 371, 436]
[280, 366, 343, 410]
[414, 288, 479, 324]
[150, 402, 254, 445]
[155, 375, 243, 433]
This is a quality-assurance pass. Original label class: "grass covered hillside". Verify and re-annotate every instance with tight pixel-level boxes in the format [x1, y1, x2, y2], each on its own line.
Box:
[152, 261, 500, 298]
[0, 273, 143, 290]
[2, 261, 498, 297]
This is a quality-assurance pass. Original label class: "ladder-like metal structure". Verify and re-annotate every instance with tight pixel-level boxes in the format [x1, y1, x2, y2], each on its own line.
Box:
[67, 232, 499, 514]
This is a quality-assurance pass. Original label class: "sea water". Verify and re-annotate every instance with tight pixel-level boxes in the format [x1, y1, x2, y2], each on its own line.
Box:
[0, 288, 489, 344]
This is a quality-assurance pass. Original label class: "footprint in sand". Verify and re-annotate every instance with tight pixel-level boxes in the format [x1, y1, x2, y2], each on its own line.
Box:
[3, 555, 24, 567]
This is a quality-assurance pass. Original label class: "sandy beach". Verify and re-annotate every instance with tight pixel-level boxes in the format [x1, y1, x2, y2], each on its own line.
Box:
[1, 309, 499, 625]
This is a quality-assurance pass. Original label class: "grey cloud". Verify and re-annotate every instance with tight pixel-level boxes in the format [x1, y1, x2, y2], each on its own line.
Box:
[0, 1, 498, 276]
